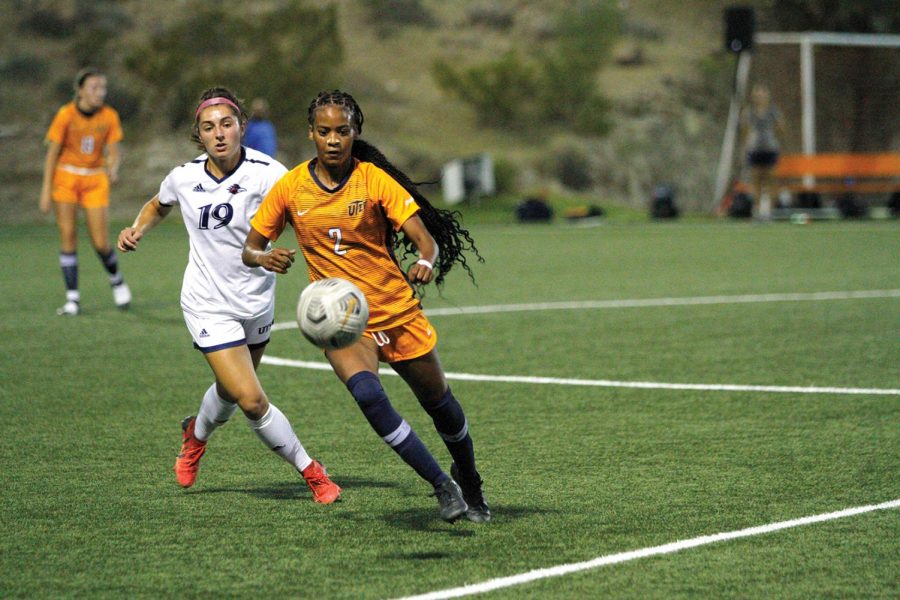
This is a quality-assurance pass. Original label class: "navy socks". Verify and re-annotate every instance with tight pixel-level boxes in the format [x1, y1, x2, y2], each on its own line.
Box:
[346, 371, 445, 486]
[422, 388, 478, 478]
[96, 249, 123, 286]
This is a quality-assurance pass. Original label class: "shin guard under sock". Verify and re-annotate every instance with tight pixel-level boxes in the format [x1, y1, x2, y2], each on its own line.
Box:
[346, 371, 444, 485]
[193, 383, 238, 442]
[423, 387, 477, 477]
[247, 404, 312, 472]
[59, 251, 78, 294]
[97, 248, 123, 286]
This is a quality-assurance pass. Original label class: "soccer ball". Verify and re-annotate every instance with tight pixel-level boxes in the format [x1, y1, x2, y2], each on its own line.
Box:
[296, 278, 369, 350]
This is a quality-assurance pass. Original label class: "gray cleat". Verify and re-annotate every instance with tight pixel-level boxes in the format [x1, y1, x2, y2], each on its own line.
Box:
[432, 477, 468, 523]
[451, 462, 492, 523]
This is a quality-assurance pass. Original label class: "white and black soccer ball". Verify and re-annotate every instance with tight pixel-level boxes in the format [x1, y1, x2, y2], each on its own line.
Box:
[296, 278, 369, 350]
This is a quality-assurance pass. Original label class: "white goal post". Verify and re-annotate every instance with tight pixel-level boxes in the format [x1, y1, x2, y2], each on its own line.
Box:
[713, 31, 900, 210]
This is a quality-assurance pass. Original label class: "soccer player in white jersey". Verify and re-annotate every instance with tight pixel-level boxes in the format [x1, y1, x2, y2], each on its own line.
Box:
[117, 87, 340, 503]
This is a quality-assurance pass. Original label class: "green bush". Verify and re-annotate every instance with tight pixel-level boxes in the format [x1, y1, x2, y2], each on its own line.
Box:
[106, 84, 141, 124]
[18, 0, 131, 40]
[53, 77, 74, 104]
[71, 30, 112, 67]
[366, 0, 436, 33]
[126, 1, 342, 132]
[18, 9, 72, 38]
[573, 95, 614, 137]
[465, 4, 514, 30]
[0, 55, 48, 84]
[674, 52, 733, 116]
[549, 139, 594, 191]
[432, 52, 538, 127]
[432, 0, 621, 137]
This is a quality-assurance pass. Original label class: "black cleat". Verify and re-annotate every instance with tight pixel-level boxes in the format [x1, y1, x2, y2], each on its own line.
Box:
[432, 477, 468, 523]
[451, 462, 492, 523]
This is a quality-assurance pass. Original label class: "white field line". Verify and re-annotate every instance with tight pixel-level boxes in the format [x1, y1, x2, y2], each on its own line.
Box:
[424, 288, 900, 316]
[390, 499, 900, 600]
[265, 288, 900, 395]
[271, 288, 900, 331]
[260, 356, 900, 396]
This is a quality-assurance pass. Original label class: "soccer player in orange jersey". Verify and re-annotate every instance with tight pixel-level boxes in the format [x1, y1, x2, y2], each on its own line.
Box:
[40, 68, 131, 316]
[243, 90, 490, 523]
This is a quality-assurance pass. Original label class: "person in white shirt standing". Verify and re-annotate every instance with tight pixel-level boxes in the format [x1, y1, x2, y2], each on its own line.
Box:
[117, 87, 340, 503]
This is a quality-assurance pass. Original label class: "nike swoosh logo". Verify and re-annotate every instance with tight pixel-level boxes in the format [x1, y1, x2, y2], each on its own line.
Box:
[297, 209, 310, 216]
[404, 197, 414, 206]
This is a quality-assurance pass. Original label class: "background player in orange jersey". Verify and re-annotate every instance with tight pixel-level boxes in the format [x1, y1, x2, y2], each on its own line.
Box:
[40, 67, 131, 316]
[243, 90, 490, 523]
[117, 87, 341, 503]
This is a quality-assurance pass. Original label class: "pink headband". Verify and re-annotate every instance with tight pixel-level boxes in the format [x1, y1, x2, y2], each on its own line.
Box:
[194, 97, 241, 120]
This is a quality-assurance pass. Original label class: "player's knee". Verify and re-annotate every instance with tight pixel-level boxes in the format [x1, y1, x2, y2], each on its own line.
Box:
[346, 371, 387, 410]
[417, 385, 451, 412]
[233, 388, 269, 420]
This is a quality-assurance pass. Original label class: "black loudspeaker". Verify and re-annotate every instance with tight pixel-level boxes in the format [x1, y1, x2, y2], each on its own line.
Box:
[725, 6, 755, 53]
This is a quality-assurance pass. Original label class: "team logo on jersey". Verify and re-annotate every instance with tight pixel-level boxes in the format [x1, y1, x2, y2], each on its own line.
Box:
[348, 199, 366, 216]
[192, 183, 206, 192]
[227, 183, 247, 195]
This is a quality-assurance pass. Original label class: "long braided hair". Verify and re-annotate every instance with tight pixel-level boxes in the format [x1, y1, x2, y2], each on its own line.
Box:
[307, 90, 483, 288]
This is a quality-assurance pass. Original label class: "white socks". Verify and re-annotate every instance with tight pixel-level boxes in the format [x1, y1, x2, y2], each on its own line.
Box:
[247, 404, 313, 473]
[193, 384, 238, 442]
[192, 385, 312, 473]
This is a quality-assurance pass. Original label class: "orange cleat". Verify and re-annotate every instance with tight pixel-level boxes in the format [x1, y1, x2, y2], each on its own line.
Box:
[174, 416, 206, 488]
[301, 460, 342, 504]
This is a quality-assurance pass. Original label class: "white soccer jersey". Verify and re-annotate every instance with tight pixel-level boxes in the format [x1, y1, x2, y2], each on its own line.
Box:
[158, 147, 288, 318]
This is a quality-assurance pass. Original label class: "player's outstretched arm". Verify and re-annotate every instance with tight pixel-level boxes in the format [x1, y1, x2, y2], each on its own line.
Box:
[118, 195, 172, 252]
[242, 227, 296, 274]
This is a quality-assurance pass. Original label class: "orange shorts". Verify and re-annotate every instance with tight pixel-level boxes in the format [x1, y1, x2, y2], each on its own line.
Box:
[52, 167, 109, 208]
[365, 311, 438, 363]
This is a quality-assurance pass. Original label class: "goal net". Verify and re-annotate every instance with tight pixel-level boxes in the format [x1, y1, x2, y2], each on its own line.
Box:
[751, 34, 899, 156]
[716, 33, 900, 216]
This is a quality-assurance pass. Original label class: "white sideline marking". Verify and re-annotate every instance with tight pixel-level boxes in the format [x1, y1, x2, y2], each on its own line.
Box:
[267, 288, 900, 395]
[425, 289, 900, 317]
[261, 356, 900, 396]
[272, 289, 900, 331]
[390, 499, 900, 600]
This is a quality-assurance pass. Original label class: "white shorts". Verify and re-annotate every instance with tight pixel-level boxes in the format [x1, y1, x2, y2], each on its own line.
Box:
[182, 304, 275, 354]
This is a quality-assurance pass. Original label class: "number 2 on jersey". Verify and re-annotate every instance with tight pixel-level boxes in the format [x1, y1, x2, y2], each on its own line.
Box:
[329, 228, 348, 255]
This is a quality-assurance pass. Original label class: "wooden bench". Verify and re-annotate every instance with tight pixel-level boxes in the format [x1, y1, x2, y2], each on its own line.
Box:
[774, 152, 900, 195]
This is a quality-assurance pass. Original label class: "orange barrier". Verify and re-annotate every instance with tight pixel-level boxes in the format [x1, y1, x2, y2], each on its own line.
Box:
[774, 152, 900, 193]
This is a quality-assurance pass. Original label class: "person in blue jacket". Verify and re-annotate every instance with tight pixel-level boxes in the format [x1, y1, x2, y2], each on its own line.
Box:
[244, 97, 278, 158]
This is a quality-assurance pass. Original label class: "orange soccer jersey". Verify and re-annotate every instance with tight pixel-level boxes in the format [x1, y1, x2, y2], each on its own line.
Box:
[252, 159, 422, 330]
[45, 102, 123, 170]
